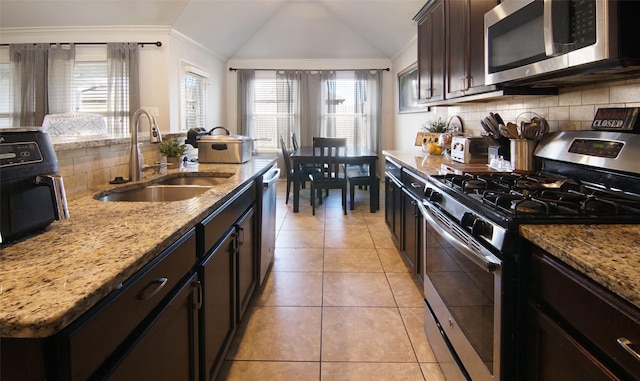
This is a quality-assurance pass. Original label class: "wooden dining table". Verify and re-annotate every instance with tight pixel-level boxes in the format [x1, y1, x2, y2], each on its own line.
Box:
[290, 146, 379, 213]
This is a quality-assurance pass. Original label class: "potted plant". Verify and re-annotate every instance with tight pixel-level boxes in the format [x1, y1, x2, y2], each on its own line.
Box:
[159, 137, 186, 167]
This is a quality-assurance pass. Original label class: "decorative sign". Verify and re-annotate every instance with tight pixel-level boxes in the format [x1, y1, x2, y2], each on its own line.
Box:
[591, 108, 640, 132]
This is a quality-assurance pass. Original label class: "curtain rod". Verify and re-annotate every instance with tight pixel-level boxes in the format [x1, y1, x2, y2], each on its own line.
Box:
[229, 67, 389, 72]
[0, 41, 162, 47]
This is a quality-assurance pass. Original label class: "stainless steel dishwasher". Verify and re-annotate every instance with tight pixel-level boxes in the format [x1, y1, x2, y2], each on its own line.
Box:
[260, 166, 279, 286]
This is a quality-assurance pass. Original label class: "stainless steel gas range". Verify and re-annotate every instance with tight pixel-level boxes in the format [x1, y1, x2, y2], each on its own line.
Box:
[419, 131, 640, 381]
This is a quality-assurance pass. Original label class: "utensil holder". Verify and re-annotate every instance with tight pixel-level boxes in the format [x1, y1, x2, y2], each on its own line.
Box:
[510, 139, 537, 171]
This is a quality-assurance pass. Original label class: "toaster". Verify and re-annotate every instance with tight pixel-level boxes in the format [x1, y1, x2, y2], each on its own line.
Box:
[450, 136, 489, 164]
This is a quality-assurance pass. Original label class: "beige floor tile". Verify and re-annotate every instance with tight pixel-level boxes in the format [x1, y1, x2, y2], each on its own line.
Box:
[369, 227, 396, 248]
[255, 271, 323, 306]
[325, 215, 368, 230]
[321, 362, 424, 381]
[227, 306, 322, 361]
[218, 361, 320, 381]
[280, 214, 325, 231]
[364, 216, 387, 231]
[399, 308, 438, 363]
[324, 228, 374, 249]
[323, 272, 396, 307]
[323, 248, 383, 272]
[321, 306, 416, 362]
[276, 230, 324, 248]
[420, 363, 446, 381]
[387, 272, 424, 307]
[272, 247, 324, 272]
[377, 247, 411, 273]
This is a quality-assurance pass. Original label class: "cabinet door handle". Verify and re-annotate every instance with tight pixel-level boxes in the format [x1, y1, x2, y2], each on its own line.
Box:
[193, 280, 203, 310]
[617, 337, 640, 362]
[137, 277, 168, 300]
[237, 226, 245, 246]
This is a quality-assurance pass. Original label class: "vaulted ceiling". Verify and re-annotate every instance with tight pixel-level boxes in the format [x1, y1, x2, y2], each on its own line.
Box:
[0, 0, 425, 59]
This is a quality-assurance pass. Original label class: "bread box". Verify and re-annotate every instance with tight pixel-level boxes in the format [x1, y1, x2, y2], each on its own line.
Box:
[198, 127, 253, 164]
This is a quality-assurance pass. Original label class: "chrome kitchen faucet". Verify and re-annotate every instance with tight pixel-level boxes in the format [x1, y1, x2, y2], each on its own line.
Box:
[129, 108, 162, 182]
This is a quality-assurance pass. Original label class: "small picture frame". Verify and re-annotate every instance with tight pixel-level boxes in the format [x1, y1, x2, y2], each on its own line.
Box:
[398, 63, 427, 113]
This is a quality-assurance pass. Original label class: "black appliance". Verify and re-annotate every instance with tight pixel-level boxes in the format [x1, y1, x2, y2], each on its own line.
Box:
[485, 0, 640, 87]
[419, 130, 640, 380]
[1, 128, 69, 244]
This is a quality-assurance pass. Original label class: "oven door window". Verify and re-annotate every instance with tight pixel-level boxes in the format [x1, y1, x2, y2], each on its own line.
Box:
[425, 221, 500, 380]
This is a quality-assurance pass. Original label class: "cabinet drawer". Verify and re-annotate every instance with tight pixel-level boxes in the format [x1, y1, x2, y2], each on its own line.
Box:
[56, 229, 196, 381]
[530, 247, 640, 379]
[199, 181, 256, 255]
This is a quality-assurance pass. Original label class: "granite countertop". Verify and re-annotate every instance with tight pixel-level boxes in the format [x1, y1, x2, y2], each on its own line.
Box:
[520, 224, 640, 310]
[382, 149, 448, 176]
[383, 150, 640, 311]
[0, 157, 276, 338]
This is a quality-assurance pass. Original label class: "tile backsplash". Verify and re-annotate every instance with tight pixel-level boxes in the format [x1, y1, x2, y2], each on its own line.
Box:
[55, 141, 160, 197]
[443, 77, 640, 135]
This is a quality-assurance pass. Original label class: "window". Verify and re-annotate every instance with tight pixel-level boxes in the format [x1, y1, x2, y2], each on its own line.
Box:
[0, 44, 134, 134]
[252, 71, 297, 151]
[181, 64, 208, 131]
[242, 69, 381, 152]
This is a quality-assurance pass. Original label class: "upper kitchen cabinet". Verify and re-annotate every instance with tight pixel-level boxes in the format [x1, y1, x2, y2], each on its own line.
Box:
[445, 0, 498, 99]
[414, 0, 555, 106]
[414, 0, 445, 104]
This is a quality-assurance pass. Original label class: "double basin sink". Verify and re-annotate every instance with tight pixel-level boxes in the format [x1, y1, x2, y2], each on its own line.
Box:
[96, 173, 233, 202]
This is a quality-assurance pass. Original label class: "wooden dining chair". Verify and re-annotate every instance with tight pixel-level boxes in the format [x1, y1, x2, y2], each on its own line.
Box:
[291, 132, 300, 151]
[309, 137, 348, 215]
[279, 135, 295, 204]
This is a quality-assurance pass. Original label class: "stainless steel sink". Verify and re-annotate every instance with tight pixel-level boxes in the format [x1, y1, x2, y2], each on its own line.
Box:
[96, 185, 212, 202]
[154, 175, 231, 186]
[96, 173, 233, 202]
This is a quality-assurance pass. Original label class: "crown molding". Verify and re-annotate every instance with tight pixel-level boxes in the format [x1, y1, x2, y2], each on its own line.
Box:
[0, 26, 171, 44]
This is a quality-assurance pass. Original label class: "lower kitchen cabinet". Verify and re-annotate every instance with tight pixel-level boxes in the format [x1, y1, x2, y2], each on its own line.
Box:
[526, 246, 640, 380]
[106, 273, 200, 381]
[384, 160, 402, 247]
[197, 180, 258, 381]
[199, 228, 236, 381]
[236, 206, 257, 322]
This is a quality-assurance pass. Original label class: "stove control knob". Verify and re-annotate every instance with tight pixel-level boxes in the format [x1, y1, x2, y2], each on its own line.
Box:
[427, 191, 441, 202]
[461, 212, 477, 230]
[472, 219, 493, 239]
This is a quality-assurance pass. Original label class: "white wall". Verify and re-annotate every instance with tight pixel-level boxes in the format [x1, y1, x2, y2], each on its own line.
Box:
[167, 31, 227, 132]
[390, 37, 437, 153]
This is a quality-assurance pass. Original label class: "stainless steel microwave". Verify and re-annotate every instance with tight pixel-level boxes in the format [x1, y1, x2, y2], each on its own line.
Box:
[485, 0, 640, 86]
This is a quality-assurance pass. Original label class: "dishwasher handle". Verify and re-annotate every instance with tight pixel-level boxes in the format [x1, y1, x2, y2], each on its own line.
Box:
[263, 167, 280, 187]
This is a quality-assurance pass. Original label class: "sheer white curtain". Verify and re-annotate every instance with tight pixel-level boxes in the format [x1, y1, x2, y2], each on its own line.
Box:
[48, 43, 75, 114]
[106, 43, 139, 136]
[355, 69, 382, 153]
[10, 44, 48, 126]
[237, 69, 255, 137]
[275, 70, 301, 149]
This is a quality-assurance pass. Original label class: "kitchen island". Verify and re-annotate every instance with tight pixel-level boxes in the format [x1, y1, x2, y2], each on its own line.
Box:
[1, 156, 276, 380]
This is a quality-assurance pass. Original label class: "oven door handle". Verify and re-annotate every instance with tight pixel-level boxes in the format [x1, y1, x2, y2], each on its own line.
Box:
[417, 201, 501, 273]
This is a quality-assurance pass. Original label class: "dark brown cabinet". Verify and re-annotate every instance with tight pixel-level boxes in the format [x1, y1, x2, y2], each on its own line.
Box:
[384, 160, 402, 247]
[526, 246, 640, 380]
[106, 273, 199, 381]
[198, 180, 257, 381]
[199, 228, 236, 381]
[236, 206, 257, 322]
[445, 0, 497, 98]
[401, 188, 421, 273]
[414, 0, 445, 103]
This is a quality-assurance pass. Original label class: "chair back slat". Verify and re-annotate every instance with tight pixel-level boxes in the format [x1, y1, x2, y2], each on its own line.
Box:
[292, 132, 300, 151]
[312, 137, 347, 183]
[279, 135, 292, 174]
